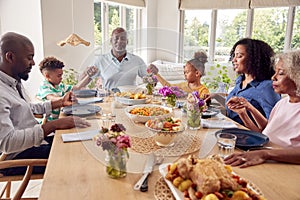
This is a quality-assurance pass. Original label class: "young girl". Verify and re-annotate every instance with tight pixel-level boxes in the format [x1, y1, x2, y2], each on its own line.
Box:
[147, 51, 210, 98]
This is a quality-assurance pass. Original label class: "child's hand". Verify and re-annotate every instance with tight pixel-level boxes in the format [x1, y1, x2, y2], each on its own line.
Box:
[147, 64, 159, 75]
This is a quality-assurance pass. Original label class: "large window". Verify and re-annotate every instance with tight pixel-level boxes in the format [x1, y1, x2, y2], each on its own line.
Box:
[183, 6, 299, 62]
[94, 1, 141, 54]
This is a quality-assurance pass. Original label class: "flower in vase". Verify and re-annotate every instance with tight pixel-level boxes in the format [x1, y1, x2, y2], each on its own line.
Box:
[186, 91, 206, 130]
[158, 86, 186, 107]
[186, 91, 206, 112]
[94, 124, 131, 178]
[143, 74, 158, 95]
[95, 123, 131, 155]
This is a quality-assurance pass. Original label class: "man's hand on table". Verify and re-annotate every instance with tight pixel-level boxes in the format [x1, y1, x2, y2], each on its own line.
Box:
[42, 116, 91, 137]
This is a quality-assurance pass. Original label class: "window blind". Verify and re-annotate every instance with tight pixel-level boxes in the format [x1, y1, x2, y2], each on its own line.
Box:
[104, 0, 145, 7]
[179, 0, 300, 10]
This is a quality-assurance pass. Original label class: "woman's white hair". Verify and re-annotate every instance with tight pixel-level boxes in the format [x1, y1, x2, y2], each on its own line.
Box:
[275, 49, 300, 96]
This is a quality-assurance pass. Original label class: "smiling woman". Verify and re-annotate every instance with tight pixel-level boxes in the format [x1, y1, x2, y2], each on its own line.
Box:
[224, 49, 300, 168]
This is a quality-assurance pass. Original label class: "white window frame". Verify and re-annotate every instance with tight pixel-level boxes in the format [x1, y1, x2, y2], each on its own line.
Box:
[179, 6, 297, 62]
[98, 1, 142, 54]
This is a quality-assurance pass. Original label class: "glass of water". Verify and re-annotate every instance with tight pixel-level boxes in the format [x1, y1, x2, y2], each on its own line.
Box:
[216, 132, 237, 158]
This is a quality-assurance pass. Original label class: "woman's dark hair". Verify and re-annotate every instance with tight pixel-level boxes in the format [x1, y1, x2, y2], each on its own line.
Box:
[39, 56, 65, 73]
[229, 38, 275, 81]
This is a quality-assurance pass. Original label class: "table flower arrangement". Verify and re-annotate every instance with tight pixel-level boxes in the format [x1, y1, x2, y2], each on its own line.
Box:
[186, 91, 205, 130]
[158, 86, 185, 107]
[94, 123, 131, 178]
[143, 73, 158, 95]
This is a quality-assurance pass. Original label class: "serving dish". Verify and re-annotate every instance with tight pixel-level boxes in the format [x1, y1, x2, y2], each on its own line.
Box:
[115, 96, 147, 105]
[124, 104, 172, 123]
[215, 128, 269, 151]
[145, 119, 186, 147]
[62, 104, 101, 117]
[159, 163, 263, 200]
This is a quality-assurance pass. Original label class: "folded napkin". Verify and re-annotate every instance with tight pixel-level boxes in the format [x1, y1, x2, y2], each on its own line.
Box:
[77, 97, 103, 105]
[61, 130, 99, 142]
[201, 119, 237, 129]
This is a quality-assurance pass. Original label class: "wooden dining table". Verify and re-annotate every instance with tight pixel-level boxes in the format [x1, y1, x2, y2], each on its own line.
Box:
[39, 100, 300, 200]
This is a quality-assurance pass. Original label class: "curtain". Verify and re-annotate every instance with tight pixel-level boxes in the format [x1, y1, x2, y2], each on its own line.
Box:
[251, 0, 300, 8]
[178, 0, 250, 10]
[104, 0, 145, 7]
[179, 0, 300, 10]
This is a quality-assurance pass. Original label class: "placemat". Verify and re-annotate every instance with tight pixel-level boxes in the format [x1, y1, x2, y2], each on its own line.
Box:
[131, 130, 203, 156]
[154, 177, 175, 200]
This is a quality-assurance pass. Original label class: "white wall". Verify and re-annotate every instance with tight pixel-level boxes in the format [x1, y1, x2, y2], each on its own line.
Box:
[0, 0, 94, 100]
[0, 0, 44, 100]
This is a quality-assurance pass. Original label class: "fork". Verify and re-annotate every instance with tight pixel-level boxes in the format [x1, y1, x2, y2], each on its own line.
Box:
[140, 155, 164, 192]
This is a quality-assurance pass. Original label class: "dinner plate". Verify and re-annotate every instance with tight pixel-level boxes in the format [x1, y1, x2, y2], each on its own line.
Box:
[201, 107, 220, 118]
[73, 89, 97, 98]
[159, 163, 264, 200]
[215, 128, 269, 151]
[62, 104, 101, 117]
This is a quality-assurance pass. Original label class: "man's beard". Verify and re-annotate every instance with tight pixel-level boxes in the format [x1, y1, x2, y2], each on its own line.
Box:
[18, 73, 29, 81]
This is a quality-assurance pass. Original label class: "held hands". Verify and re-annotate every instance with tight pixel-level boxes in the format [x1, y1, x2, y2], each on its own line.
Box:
[226, 96, 249, 114]
[147, 64, 159, 75]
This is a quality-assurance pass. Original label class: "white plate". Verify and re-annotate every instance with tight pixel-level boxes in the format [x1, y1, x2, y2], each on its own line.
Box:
[159, 163, 264, 200]
[159, 163, 184, 200]
[116, 96, 147, 105]
[124, 104, 173, 123]
[62, 104, 101, 117]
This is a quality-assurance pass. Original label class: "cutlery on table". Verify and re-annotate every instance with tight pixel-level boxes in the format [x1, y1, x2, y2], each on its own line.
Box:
[140, 155, 164, 192]
[133, 153, 156, 191]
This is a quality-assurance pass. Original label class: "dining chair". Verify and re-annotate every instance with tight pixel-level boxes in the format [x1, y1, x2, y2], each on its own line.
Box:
[0, 153, 47, 200]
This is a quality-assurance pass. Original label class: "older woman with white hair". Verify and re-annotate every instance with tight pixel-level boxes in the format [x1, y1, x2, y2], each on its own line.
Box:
[224, 49, 300, 168]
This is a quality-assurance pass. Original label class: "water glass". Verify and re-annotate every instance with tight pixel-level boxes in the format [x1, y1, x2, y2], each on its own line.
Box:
[216, 132, 237, 158]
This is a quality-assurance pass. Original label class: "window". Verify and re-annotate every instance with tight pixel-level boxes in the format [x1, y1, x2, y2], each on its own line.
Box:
[182, 6, 299, 62]
[93, 1, 141, 54]
[292, 6, 300, 49]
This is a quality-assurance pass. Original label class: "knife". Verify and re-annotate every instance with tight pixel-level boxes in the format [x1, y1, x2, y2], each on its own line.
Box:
[133, 153, 155, 191]
[198, 130, 217, 158]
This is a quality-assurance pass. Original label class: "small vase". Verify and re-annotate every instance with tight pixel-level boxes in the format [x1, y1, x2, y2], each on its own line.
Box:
[105, 149, 128, 179]
[186, 102, 202, 130]
[166, 94, 176, 107]
[146, 83, 154, 95]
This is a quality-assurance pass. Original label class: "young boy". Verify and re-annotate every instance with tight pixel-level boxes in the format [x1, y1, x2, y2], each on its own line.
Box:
[37, 57, 74, 121]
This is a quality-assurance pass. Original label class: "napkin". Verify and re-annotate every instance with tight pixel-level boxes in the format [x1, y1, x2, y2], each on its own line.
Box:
[61, 130, 99, 142]
[201, 119, 237, 129]
[77, 97, 103, 105]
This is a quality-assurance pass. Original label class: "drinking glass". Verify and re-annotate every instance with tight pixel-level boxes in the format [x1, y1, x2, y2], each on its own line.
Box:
[216, 132, 237, 158]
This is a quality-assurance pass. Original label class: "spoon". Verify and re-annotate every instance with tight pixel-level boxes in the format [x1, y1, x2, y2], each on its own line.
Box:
[140, 155, 164, 192]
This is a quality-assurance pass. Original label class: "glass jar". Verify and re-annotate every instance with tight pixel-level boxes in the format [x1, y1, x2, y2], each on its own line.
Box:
[146, 83, 155, 95]
[105, 149, 128, 179]
[166, 94, 176, 107]
[186, 102, 202, 130]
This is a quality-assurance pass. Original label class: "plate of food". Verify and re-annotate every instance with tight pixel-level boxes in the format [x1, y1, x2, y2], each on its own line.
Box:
[73, 89, 97, 98]
[115, 91, 148, 105]
[125, 104, 172, 123]
[215, 128, 269, 151]
[62, 104, 101, 117]
[145, 117, 186, 147]
[159, 155, 264, 200]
